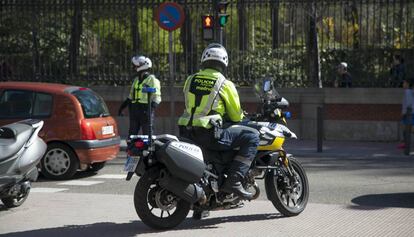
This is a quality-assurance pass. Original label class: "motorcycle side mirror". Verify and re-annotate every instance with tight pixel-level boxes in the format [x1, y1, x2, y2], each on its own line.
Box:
[277, 97, 290, 109]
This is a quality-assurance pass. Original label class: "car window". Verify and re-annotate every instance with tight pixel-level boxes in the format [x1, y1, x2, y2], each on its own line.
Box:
[32, 92, 53, 117]
[0, 90, 34, 118]
[71, 89, 110, 118]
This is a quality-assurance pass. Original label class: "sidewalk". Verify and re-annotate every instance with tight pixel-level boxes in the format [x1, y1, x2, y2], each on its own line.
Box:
[284, 139, 412, 158]
[120, 138, 413, 158]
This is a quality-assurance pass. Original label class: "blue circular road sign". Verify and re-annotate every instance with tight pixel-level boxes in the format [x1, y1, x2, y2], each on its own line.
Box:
[155, 2, 185, 31]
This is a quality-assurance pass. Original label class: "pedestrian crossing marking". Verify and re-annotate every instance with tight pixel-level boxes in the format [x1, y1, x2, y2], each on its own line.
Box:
[92, 174, 126, 179]
[31, 188, 68, 193]
[57, 180, 104, 186]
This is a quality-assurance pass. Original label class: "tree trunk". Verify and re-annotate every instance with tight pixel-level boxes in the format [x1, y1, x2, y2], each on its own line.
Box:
[69, 0, 83, 76]
[351, 0, 360, 49]
[130, 0, 140, 54]
[238, 0, 248, 51]
[271, 0, 280, 49]
[31, 5, 40, 81]
[179, 1, 196, 74]
[307, 1, 321, 88]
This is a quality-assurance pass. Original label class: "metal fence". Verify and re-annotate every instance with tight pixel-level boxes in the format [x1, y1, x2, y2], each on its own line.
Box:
[0, 0, 413, 87]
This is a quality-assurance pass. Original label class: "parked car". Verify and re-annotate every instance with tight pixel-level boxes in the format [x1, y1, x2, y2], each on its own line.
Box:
[0, 82, 120, 180]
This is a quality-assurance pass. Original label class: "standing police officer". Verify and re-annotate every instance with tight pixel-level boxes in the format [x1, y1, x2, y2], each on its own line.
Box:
[118, 55, 161, 137]
[178, 43, 260, 200]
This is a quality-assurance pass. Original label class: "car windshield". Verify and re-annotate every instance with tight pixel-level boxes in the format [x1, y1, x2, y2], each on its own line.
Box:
[71, 89, 110, 118]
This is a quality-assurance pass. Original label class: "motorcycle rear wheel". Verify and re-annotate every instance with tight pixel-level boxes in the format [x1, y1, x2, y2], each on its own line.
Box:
[265, 156, 309, 216]
[134, 169, 191, 230]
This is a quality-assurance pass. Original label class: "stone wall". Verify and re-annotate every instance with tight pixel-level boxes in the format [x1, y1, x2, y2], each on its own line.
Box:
[92, 85, 403, 141]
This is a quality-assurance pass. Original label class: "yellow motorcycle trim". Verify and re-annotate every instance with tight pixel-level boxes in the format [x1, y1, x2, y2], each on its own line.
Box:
[257, 137, 285, 151]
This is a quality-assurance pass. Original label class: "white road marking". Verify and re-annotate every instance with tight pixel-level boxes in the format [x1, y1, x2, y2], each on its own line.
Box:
[57, 180, 104, 186]
[31, 188, 68, 193]
[92, 174, 126, 179]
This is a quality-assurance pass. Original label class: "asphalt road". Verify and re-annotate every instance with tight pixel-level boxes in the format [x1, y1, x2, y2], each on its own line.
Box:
[1, 147, 414, 236]
[26, 150, 414, 206]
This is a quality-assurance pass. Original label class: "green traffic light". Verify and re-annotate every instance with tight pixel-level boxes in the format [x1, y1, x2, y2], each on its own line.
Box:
[219, 14, 229, 27]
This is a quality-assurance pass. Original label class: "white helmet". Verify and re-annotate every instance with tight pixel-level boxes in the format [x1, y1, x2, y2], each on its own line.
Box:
[201, 43, 228, 67]
[339, 62, 348, 69]
[131, 55, 152, 73]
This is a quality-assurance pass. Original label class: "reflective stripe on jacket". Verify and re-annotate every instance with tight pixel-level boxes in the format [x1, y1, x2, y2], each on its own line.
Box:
[178, 68, 244, 129]
[128, 74, 161, 104]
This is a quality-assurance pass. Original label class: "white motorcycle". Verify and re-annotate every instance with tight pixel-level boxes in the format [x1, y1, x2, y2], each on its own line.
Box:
[125, 81, 309, 229]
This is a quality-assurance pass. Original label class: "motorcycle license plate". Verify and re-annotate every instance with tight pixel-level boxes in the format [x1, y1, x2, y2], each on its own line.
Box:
[124, 155, 140, 172]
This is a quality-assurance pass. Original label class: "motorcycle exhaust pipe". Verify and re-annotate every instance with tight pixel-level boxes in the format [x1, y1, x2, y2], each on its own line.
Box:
[158, 170, 206, 204]
[251, 182, 260, 200]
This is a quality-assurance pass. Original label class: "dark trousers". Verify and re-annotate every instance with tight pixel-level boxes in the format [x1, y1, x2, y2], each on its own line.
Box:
[179, 125, 260, 176]
[128, 103, 154, 137]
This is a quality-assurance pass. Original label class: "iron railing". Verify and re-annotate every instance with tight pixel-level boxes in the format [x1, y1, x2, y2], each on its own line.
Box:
[0, 0, 413, 87]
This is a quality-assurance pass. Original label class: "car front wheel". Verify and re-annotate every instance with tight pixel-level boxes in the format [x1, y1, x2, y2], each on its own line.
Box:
[41, 143, 79, 180]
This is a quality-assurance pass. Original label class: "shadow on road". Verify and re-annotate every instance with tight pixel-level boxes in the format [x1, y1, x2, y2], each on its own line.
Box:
[180, 212, 283, 230]
[0, 213, 283, 237]
[35, 170, 100, 183]
[350, 192, 414, 210]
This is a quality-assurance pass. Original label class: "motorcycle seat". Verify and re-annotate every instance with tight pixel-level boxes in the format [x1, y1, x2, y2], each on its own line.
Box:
[0, 123, 33, 162]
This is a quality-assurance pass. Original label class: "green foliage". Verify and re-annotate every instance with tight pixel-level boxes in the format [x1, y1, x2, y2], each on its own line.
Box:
[1, 1, 414, 87]
[320, 48, 413, 88]
[230, 48, 308, 88]
[137, 8, 183, 54]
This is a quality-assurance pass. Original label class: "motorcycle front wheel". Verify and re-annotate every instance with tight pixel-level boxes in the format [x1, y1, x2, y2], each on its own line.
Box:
[265, 156, 309, 216]
[134, 169, 191, 230]
[1, 188, 30, 208]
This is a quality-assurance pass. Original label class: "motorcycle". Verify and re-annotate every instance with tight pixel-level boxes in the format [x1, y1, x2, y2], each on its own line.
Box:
[124, 80, 309, 229]
[0, 119, 46, 208]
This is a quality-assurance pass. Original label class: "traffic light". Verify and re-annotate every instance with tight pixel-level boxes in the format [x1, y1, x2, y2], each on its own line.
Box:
[202, 15, 214, 40]
[202, 15, 214, 28]
[219, 14, 229, 27]
[218, 1, 229, 27]
[218, 1, 229, 13]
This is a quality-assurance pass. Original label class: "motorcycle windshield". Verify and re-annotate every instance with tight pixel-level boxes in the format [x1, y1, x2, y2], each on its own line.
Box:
[254, 78, 280, 101]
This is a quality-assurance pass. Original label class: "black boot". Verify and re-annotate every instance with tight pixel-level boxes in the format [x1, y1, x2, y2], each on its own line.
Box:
[221, 173, 253, 200]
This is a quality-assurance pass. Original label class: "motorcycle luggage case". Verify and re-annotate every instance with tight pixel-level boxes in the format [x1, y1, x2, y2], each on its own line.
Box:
[156, 141, 205, 183]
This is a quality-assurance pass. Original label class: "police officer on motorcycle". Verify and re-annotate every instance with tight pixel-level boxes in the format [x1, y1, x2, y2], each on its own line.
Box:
[178, 43, 260, 200]
[119, 55, 161, 137]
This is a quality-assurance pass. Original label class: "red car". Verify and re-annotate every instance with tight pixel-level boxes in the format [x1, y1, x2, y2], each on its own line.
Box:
[0, 82, 120, 180]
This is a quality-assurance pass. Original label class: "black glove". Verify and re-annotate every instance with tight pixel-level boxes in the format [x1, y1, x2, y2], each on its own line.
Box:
[118, 98, 131, 116]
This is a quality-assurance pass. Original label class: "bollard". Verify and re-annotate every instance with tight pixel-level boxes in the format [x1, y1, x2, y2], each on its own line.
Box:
[317, 106, 324, 152]
[404, 107, 412, 155]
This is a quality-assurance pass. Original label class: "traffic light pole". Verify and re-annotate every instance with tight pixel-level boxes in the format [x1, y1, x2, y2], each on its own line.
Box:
[205, 0, 228, 44]
[168, 31, 176, 135]
[219, 27, 223, 44]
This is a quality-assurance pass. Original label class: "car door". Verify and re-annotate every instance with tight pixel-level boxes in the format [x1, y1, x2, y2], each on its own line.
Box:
[0, 89, 34, 126]
[0, 89, 54, 134]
